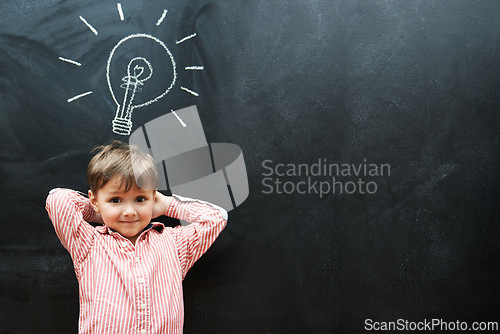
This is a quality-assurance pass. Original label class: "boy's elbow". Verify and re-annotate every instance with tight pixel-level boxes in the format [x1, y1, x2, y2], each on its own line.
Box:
[213, 206, 228, 229]
[218, 208, 228, 231]
[218, 207, 228, 221]
[45, 188, 76, 217]
[46, 188, 60, 212]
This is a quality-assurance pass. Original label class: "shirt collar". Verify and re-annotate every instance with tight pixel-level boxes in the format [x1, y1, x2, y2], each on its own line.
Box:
[95, 222, 165, 235]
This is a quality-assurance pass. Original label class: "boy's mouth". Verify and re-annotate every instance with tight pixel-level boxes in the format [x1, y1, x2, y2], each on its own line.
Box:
[119, 220, 139, 224]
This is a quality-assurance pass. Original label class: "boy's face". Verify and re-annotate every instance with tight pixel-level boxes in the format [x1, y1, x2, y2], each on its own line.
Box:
[89, 175, 155, 244]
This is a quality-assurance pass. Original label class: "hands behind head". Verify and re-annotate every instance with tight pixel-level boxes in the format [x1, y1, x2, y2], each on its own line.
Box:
[152, 191, 173, 219]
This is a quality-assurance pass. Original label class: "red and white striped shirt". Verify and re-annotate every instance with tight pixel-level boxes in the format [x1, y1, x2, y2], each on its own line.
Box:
[46, 188, 227, 334]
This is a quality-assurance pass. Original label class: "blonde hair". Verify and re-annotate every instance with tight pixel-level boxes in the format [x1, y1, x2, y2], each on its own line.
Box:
[87, 140, 158, 192]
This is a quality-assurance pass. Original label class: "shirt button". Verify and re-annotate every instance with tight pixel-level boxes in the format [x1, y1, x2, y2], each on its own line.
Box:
[139, 278, 145, 284]
[122, 242, 128, 248]
[141, 330, 146, 334]
[141, 303, 146, 310]
[135, 257, 140, 263]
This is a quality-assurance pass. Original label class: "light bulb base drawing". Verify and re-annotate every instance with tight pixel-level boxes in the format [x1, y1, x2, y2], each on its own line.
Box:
[112, 117, 133, 135]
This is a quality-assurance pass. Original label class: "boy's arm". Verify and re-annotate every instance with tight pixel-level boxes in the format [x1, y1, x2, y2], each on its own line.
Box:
[45, 188, 96, 263]
[161, 192, 228, 279]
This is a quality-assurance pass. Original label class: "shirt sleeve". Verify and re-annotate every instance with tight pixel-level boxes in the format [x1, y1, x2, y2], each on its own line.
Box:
[166, 194, 228, 279]
[45, 188, 96, 265]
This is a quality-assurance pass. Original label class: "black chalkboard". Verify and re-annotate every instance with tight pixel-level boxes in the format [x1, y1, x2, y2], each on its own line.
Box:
[1, 1, 499, 333]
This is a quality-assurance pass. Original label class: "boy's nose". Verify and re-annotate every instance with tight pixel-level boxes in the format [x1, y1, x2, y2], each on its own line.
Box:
[122, 204, 137, 216]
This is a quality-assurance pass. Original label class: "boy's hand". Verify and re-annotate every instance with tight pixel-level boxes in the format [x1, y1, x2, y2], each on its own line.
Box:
[152, 191, 173, 219]
[90, 211, 104, 224]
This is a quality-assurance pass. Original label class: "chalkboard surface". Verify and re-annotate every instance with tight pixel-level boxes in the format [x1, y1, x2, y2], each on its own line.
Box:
[1, 1, 499, 333]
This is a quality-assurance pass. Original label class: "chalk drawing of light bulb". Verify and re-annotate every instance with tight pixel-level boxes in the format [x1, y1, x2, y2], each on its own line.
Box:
[106, 33, 176, 135]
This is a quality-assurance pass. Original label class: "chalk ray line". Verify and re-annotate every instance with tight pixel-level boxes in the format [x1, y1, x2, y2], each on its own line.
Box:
[156, 9, 168, 26]
[185, 66, 204, 70]
[171, 110, 187, 127]
[67, 91, 93, 103]
[59, 57, 81, 66]
[180, 86, 199, 97]
[79, 16, 98, 35]
[117, 3, 124, 21]
[176, 33, 197, 44]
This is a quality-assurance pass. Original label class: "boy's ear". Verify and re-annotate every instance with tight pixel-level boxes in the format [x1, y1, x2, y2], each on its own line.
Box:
[88, 190, 100, 213]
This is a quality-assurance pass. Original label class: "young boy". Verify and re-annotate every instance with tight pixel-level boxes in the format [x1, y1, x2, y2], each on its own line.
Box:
[46, 140, 227, 334]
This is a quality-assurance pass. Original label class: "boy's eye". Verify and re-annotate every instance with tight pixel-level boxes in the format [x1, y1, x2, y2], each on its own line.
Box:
[136, 196, 147, 203]
[110, 198, 121, 203]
